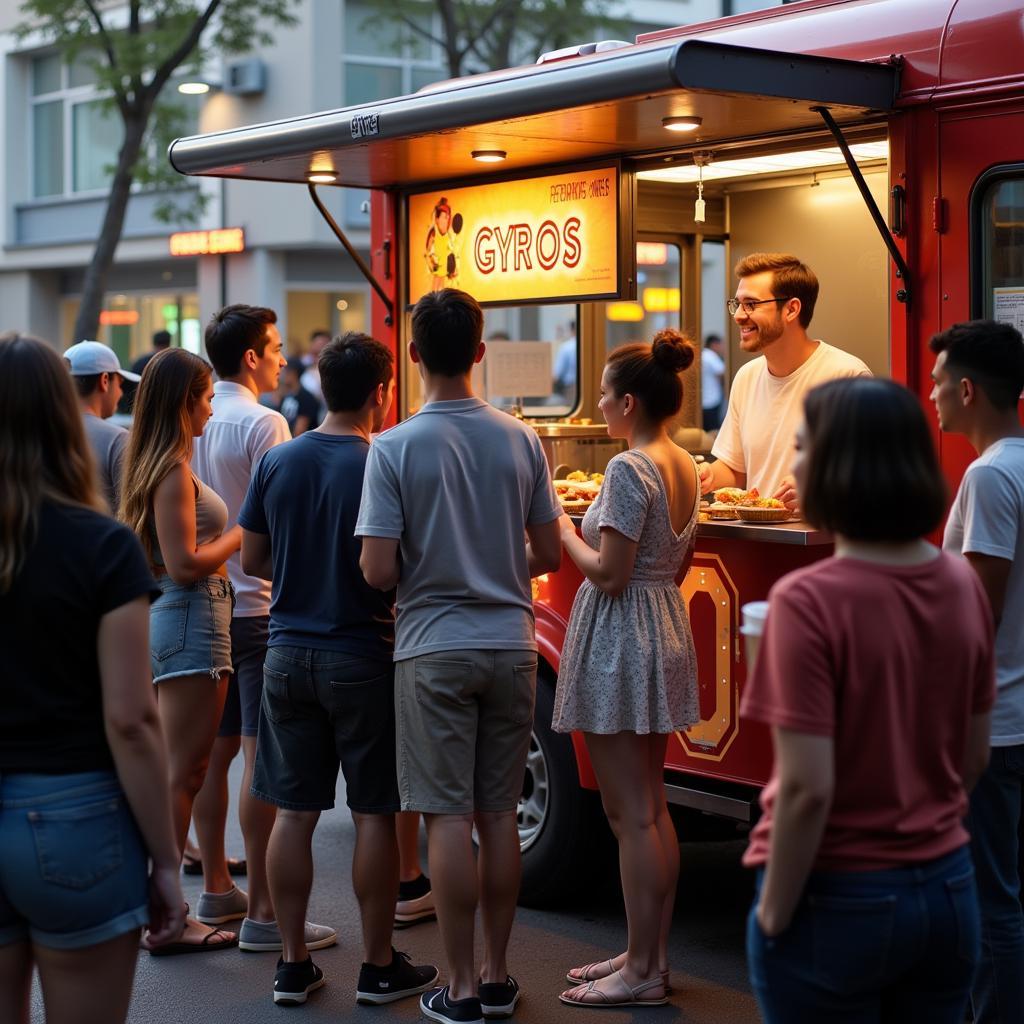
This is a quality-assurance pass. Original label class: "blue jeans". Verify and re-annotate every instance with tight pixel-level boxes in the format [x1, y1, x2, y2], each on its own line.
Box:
[0, 772, 149, 949]
[747, 846, 979, 1023]
[968, 744, 1024, 1023]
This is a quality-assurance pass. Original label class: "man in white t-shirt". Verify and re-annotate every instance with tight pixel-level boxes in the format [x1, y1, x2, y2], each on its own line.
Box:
[699, 253, 871, 506]
[191, 305, 335, 954]
[932, 319, 1024, 1024]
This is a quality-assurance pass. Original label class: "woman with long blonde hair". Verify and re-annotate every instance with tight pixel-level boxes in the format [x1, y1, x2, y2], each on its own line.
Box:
[120, 347, 242, 955]
[0, 333, 183, 1023]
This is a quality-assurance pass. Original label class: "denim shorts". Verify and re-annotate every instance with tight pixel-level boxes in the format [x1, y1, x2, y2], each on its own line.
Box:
[0, 771, 149, 950]
[747, 845, 979, 1023]
[150, 574, 234, 684]
[394, 650, 536, 814]
[251, 646, 400, 814]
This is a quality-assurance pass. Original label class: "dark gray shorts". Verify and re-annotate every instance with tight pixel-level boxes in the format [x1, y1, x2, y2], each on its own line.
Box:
[251, 646, 400, 814]
[394, 650, 537, 815]
[218, 615, 269, 738]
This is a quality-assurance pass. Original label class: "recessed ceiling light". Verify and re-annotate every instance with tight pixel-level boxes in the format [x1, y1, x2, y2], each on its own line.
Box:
[471, 149, 507, 163]
[178, 81, 211, 95]
[662, 116, 702, 132]
[307, 172, 338, 184]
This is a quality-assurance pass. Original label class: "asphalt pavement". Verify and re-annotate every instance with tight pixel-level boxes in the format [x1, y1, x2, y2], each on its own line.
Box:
[30, 760, 760, 1024]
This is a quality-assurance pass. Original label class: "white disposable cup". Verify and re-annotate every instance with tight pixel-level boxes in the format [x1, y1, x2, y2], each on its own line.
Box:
[740, 601, 769, 668]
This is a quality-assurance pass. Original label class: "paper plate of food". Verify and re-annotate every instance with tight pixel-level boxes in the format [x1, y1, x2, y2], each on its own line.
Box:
[735, 498, 792, 522]
[556, 472, 601, 515]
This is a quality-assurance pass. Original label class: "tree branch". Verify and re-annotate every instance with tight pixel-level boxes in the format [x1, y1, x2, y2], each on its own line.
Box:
[393, 12, 447, 52]
[148, 0, 224, 98]
[81, 0, 127, 109]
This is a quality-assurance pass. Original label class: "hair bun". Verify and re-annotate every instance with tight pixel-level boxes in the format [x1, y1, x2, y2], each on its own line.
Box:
[651, 329, 695, 373]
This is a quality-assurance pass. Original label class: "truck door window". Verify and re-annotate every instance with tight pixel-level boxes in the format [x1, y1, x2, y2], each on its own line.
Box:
[481, 304, 579, 418]
[974, 170, 1024, 324]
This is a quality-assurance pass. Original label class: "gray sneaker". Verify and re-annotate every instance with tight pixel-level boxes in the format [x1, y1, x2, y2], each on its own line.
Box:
[195, 885, 248, 925]
[238, 917, 337, 953]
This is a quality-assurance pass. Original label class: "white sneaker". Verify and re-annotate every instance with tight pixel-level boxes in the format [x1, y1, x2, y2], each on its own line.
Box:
[238, 917, 337, 952]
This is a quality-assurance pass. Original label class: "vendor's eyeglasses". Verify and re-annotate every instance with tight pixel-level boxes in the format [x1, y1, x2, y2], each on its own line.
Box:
[727, 297, 792, 316]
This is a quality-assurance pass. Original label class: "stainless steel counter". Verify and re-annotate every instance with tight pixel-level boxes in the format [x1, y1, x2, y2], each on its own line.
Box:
[568, 515, 831, 546]
[696, 519, 832, 546]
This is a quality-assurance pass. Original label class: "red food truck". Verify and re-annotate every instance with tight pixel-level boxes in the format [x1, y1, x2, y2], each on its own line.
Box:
[170, 0, 1024, 905]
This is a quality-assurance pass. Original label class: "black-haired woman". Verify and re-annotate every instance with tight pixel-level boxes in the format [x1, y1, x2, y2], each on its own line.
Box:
[0, 333, 184, 1023]
[744, 377, 993, 1022]
[554, 329, 701, 1008]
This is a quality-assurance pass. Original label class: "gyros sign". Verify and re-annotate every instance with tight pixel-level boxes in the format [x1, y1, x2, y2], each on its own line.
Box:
[406, 166, 629, 306]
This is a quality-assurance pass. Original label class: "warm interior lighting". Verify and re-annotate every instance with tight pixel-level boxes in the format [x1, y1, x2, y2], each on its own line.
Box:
[336, 299, 349, 311]
[636, 242, 669, 266]
[639, 141, 889, 184]
[662, 116, 702, 132]
[177, 81, 211, 95]
[307, 172, 338, 184]
[606, 302, 645, 322]
[642, 288, 680, 313]
[471, 149, 507, 163]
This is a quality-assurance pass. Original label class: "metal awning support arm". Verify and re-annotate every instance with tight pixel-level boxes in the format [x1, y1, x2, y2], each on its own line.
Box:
[307, 184, 394, 325]
[812, 105, 910, 305]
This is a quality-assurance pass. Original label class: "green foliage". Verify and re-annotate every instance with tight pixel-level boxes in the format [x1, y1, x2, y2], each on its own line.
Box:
[361, 0, 628, 79]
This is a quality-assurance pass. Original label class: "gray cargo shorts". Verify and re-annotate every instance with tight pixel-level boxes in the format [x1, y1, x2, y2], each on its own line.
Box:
[394, 649, 537, 815]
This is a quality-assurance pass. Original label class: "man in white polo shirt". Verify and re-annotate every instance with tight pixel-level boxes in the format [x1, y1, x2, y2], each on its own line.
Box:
[191, 304, 335, 954]
[63, 339, 140, 513]
[699, 253, 871, 508]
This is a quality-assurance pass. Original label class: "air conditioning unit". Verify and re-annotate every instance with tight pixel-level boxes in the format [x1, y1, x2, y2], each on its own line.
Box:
[224, 58, 266, 96]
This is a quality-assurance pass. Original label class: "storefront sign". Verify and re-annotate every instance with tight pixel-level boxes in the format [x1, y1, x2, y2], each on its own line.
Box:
[169, 227, 246, 257]
[406, 165, 633, 306]
[99, 310, 139, 326]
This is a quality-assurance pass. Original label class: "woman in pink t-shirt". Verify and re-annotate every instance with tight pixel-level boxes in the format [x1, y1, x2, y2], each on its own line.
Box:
[743, 377, 995, 1023]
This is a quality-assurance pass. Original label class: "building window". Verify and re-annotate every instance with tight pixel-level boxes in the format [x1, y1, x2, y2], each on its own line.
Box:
[342, 1, 445, 106]
[29, 52, 199, 200]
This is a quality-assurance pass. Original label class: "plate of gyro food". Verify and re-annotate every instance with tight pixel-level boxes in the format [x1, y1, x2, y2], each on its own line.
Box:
[701, 487, 794, 523]
[555, 470, 604, 514]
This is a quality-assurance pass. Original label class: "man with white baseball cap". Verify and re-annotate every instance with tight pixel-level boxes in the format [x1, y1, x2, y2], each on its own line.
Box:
[64, 340, 141, 513]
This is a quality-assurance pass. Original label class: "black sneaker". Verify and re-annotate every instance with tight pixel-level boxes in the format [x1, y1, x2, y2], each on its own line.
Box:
[479, 975, 520, 1019]
[420, 985, 484, 1023]
[273, 956, 325, 1006]
[355, 948, 439, 1005]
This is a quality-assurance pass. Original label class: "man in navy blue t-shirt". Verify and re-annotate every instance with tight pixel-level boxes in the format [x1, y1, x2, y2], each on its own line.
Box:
[238, 334, 437, 1008]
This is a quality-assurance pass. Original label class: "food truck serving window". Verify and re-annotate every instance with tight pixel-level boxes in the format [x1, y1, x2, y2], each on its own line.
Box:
[480, 304, 579, 418]
[973, 166, 1024, 327]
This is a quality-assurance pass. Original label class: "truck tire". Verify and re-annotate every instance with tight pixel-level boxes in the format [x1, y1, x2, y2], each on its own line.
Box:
[517, 671, 610, 908]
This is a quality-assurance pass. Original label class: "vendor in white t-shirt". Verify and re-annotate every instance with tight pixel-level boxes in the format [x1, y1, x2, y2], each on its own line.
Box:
[699, 253, 871, 510]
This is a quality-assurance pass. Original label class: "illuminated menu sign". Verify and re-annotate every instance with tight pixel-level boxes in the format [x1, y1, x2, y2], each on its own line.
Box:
[169, 227, 246, 257]
[407, 165, 633, 306]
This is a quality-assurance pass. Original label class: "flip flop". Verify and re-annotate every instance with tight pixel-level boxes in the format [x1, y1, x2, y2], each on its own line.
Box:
[182, 853, 247, 877]
[559, 970, 668, 1008]
[148, 926, 238, 957]
[566, 962, 672, 994]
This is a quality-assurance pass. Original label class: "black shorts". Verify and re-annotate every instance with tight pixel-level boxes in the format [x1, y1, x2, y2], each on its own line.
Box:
[218, 615, 269, 738]
[251, 645, 400, 814]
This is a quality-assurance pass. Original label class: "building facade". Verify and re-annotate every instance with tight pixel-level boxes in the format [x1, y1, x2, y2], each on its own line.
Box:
[0, 0, 779, 361]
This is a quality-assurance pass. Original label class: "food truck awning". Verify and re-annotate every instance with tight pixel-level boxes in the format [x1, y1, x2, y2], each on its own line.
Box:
[168, 39, 898, 189]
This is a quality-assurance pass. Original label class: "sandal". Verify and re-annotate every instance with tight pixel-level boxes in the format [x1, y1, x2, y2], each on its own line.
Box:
[566, 961, 672, 994]
[146, 906, 238, 957]
[560, 969, 667, 1008]
[182, 852, 247, 877]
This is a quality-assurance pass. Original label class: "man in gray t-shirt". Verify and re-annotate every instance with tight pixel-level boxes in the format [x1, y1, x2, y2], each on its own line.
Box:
[64, 340, 140, 513]
[931, 319, 1024, 1024]
[357, 289, 562, 1023]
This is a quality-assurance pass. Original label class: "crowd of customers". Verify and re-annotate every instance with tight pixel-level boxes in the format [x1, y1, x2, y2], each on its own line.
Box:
[0, 271, 1021, 1023]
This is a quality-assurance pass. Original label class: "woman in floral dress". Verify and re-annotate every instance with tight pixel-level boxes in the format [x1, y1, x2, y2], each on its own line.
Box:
[554, 329, 701, 1009]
